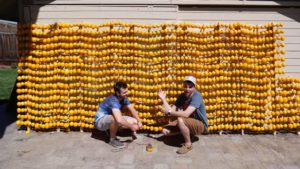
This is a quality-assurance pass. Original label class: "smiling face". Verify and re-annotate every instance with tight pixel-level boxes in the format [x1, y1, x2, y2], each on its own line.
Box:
[183, 81, 196, 98]
[116, 87, 128, 100]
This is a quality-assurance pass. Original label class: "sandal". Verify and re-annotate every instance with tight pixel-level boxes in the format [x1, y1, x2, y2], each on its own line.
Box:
[176, 144, 192, 154]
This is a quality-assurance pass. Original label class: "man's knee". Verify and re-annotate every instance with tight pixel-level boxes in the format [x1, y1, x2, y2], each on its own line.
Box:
[177, 117, 189, 130]
[125, 116, 137, 124]
[131, 118, 138, 124]
[108, 116, 117, 125]
[177, 117, 184, 124]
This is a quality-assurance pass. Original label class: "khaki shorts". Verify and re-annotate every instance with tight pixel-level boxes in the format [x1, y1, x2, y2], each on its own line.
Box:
[164, 117, 206, 135]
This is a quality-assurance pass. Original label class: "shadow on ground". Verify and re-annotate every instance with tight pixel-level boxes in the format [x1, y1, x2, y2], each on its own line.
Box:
[91, 129, 109, 143]
[0, 82, 17, 139]
[157, 135, 199, 147]
[92, 127, 200, 148]
[91, 128, 135, 144]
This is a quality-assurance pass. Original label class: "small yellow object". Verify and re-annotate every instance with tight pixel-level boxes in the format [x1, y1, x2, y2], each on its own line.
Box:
[25, 128, 30, 135]
[146, 143, 153, 152]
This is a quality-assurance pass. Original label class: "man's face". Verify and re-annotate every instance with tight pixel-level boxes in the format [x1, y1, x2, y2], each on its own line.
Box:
[183, 81, 195, 98]
[116, 87, 128, 99]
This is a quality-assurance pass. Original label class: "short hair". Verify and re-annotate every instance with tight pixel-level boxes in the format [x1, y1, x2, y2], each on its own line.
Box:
[114, 81, 128, 92]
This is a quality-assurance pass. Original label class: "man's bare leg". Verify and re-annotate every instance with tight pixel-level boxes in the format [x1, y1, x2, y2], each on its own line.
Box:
[109, 116, 118, 139]
[177, 117, 192, 146]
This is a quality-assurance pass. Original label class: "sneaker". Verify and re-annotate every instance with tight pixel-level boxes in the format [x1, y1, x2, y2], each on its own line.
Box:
[176, 144, 192, 154]
[109, 138, 125, 148]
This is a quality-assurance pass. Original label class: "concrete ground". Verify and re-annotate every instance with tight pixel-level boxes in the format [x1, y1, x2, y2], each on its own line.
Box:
[0, 123, 299, 169]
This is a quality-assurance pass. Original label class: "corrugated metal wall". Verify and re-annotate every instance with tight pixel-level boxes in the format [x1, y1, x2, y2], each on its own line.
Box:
[20, 2, 300, 77]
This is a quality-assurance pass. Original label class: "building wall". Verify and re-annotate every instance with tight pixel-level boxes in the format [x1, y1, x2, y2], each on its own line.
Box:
[20, 1, 300, 78]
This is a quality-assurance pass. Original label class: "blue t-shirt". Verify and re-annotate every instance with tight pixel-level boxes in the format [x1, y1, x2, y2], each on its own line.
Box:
[94, 95, 130, 123]
[175, 91, 208, 129]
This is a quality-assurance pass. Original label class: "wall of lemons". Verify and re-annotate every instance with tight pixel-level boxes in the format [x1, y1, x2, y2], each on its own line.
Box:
[16, 22, 300, 134]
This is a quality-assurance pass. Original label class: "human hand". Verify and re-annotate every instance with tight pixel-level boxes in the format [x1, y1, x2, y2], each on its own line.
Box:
[130, 124, 139, 132]
[137, 121, 143, 129]
[160, 107, 169, 115]
[158, 89, 167, 100]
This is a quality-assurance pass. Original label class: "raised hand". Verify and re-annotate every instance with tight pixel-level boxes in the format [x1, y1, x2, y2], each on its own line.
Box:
[158, 89, 167, 100]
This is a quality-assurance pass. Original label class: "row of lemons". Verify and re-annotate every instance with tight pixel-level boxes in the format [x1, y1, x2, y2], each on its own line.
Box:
[16, 22, 299, 133]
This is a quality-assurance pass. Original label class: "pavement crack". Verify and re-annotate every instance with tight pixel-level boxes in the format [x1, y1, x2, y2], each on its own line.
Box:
[17, 150, 31, 157]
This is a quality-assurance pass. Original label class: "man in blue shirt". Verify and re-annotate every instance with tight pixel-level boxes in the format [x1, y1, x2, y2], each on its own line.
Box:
[158, 76, 208, 154]
[94, 82, 142, 148]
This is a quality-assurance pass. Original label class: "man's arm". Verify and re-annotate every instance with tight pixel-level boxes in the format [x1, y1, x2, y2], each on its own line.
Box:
[126, 104, 142, 127]
[112, 108, 139, 131]
[165, 106, 196, 118]
[158, 89, 173, 111]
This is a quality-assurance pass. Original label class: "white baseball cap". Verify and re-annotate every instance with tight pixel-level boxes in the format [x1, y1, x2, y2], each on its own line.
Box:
[183, 76, 196, 86]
